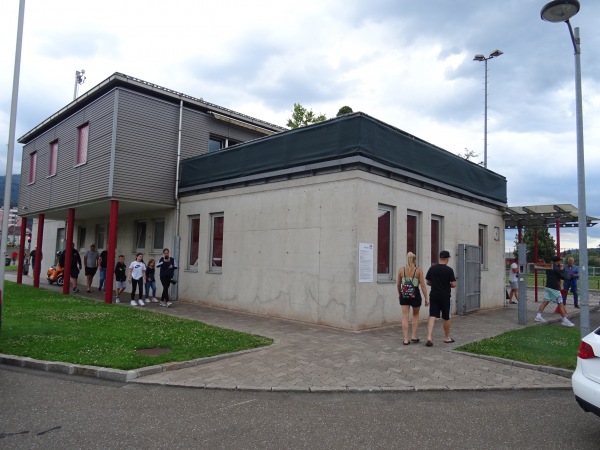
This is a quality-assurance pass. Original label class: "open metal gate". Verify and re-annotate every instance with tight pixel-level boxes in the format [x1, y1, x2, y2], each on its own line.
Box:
[456, 244, 481, 315]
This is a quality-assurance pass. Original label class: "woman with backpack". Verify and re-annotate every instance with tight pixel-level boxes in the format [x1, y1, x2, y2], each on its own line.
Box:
[397, 252, 429, 345]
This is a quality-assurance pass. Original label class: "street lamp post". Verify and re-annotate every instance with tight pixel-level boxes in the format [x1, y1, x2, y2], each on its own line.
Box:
[541, 0, 590, 337]
[473, 50, 503, 168]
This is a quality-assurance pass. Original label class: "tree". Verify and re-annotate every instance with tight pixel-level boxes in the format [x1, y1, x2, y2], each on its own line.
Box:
[457, 148, 483, 165]
[286, 103, 326, 129]
[513, 226, 556, 263]
[336, 106, 353, 116]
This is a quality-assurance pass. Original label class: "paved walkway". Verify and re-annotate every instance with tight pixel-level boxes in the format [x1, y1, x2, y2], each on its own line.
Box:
[5, 272, 600, 392]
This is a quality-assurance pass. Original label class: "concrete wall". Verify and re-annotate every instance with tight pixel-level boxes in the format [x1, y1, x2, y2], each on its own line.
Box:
[177, 170, 505, 330]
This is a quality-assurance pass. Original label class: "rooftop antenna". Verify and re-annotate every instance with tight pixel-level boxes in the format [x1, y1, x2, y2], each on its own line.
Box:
[73, 69, 86, 100]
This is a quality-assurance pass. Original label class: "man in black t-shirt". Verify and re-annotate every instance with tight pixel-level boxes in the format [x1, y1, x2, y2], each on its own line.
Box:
[425, 250, 457, 347]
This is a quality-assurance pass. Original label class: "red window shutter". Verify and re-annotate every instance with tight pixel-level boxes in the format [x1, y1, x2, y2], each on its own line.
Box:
[77, 124, 89, 165]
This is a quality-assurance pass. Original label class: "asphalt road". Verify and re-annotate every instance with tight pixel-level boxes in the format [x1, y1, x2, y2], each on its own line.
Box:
[1, 366, 599, 449]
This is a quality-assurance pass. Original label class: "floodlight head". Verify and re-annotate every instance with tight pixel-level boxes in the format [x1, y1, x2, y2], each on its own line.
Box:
[541, 0, 580, 23]
[473, 54, 485, 61]
[489, 49, 503, 58]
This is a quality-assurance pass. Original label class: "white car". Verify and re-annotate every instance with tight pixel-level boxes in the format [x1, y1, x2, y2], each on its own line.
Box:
[572, 325, 600, 417]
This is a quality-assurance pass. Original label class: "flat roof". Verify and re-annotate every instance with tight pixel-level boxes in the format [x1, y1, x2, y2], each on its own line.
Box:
[18, 72, 286, 144]
[179, 112, 507, 205]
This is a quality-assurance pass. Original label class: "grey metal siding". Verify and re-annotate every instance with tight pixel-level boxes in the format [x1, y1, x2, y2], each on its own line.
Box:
[18, 91, 115, 214]
[113, 90, 180, 204]
[180, 109, 267, 160]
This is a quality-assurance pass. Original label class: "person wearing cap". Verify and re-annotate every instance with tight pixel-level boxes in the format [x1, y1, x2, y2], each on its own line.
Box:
[508, 262, 519, 304]
[425, 250, 457, 346]
[534, 256, 574, 326]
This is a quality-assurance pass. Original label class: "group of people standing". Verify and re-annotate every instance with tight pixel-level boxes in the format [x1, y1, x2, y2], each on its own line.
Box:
[59, 244, 177, 308]
[397, 250, 457, 347]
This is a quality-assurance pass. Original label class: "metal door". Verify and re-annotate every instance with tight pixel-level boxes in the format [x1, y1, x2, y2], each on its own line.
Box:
[456, 244, 481, 315]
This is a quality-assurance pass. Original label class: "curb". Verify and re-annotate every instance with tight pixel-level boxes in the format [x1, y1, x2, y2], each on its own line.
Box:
[0, 345, 268, 383]
[453, 350, 574, 379]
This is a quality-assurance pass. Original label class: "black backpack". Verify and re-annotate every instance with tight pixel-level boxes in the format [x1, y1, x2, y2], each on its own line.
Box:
[400, 268, 418, 300]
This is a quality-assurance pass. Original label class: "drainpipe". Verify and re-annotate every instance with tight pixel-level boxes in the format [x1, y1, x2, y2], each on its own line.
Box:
[172, 100, 183, 300]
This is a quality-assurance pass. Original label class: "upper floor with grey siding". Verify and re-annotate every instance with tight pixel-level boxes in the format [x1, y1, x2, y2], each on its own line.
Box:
[18, 73, 284, 220]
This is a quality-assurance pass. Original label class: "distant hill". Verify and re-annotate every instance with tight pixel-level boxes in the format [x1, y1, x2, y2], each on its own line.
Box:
[0, 174, 20, 207]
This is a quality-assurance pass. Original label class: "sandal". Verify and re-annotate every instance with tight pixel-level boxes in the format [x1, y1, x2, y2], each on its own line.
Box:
[444, 338, 456, 344]
[410, 338, 420, 343]
[403, 340, 410, 345]
[426, 340, 433, 347]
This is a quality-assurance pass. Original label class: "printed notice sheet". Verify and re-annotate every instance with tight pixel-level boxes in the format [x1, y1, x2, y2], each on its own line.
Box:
[358, 243, 374, 283]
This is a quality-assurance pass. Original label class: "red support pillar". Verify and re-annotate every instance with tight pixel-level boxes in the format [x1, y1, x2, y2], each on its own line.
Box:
[33, 214, 44, 288]
[555, 220, 561, 258]
[17, 216, 27, 284]
[534, 228, 539, 303]
[104, 200, 118, 303]
[62, 208, 75, 294]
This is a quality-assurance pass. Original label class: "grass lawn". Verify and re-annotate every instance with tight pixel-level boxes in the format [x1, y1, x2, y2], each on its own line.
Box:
[456, 325, 580, 370]
[0, 282, 272, 370]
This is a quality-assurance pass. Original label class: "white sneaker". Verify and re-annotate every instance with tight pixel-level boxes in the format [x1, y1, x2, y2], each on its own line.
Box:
[144, 298, 150, 304]
[130, 300, 137, 306]
[137, 299, 145, 306]
[151, 297, 158, 303]
[115, 297, 120, 304]
[166, 301, 173, 308]
[160, 301, 167, 307]
[534, 315, 547, 323]
[562, 318, 575, 327]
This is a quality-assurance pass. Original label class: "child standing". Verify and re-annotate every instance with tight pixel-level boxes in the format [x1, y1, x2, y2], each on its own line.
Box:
[144, 259, 158, 303]
[128, 253, 146, 306]
[114, 255, 127, 303]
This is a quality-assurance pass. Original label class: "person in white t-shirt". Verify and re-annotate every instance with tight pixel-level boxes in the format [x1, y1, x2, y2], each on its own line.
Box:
[128, 253, 146, 306]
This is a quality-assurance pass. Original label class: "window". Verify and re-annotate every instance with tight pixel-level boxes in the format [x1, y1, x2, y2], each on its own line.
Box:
[188, 216, 200, 268]
[49, 141, 58, 177]
[134, 221, 146, 252]
[78, 227, 87, 251]
[95, 224, 106, 249]
[431, 216, 443, 265]
[208, 135, 240, 153]
[208, 137, 224, 153]
[377, 205, 394, 279]
[479, 225, 488, 269]
[76, 123, 89, 165]
[152, 219, 165, 252]
[407, 211, 420, 257]
[210, 213, 224, 272]
[29, 152, 37, 184]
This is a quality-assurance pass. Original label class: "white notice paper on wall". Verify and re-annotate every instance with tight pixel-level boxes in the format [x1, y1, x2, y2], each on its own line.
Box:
[358, 243, 374, 283]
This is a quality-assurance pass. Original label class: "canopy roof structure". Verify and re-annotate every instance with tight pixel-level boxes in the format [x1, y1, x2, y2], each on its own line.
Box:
[504, 204, 598, 229]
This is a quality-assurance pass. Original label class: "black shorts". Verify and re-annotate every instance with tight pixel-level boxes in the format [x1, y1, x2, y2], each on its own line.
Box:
[71, 267, 80, 279]
[399, 290, 422, 308]
[85, 267, 97, 277]
[429, 294, 451, 320]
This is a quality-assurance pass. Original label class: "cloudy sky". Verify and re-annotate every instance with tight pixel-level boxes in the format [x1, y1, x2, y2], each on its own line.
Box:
[1, 0, 599, 252]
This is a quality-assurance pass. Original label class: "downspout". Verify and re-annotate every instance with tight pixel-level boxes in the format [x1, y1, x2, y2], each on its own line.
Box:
[172, 99, 183, 300]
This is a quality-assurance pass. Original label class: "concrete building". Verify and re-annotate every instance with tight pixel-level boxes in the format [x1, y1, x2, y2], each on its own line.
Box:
[176, 113, 507, 330]
[17, 74, 507, 330]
